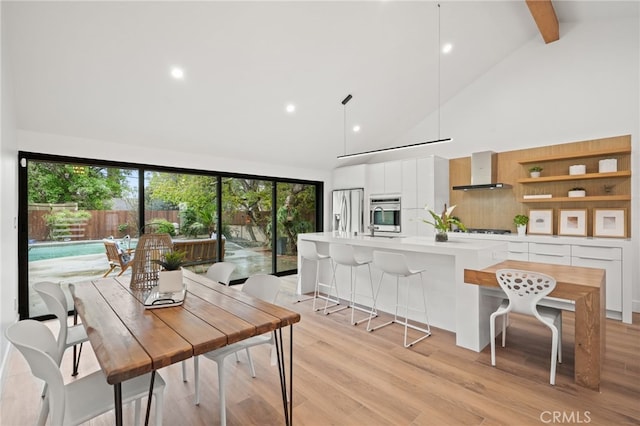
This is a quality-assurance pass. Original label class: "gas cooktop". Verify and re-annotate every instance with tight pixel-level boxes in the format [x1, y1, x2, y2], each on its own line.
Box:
[454, 228, 512, 235]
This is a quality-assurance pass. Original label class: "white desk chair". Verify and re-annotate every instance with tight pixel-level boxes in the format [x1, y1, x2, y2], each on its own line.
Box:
[33, 282, 88, 377]
[193, 274, 281, 426]
[6, 320, 165, 426]
[491, 269, 562, 385]
[182, 261, 238, 382]
[297, 240, 335, 310]
[328, 243, 377, 325]
[367, 251, 431, 347]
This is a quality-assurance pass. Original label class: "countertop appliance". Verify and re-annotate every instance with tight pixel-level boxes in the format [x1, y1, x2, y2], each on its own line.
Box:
[452, 151, 512, 191]
[332, 188, 364, 234]
[369, 196, 401, 233]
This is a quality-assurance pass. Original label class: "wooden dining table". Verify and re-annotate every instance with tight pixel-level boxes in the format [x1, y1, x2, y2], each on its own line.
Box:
[70, 268, 301, 426]
[464, 259, 605, 391]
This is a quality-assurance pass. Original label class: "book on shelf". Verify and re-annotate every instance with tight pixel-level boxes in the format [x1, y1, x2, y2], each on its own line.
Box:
[523, 194, 552, 199]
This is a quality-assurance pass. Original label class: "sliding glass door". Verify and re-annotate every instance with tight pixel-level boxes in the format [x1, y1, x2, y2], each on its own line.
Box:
[24, 158, 138, 318]
[19, 152, 322, 319]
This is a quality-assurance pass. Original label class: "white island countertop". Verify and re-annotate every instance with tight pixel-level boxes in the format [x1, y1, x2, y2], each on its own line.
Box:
[299, 231, 507, 255]
[297, 232, 509, 352]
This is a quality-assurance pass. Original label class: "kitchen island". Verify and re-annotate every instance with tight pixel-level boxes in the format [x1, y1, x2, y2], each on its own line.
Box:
[297, 232, 508, 352]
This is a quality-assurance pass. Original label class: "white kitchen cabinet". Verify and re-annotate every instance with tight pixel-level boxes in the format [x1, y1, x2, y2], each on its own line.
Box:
[367, 161, 401, 195]
[417, 156, 449, 212]
[572, 245, 622, 313]
[401, 159, 417, 208]
[507, 241, 528, 261]
[450, 232, 630, 322]
[333, 164, 367, 190]
[401, 155, 448, 208]
[529, 242, 571, 265]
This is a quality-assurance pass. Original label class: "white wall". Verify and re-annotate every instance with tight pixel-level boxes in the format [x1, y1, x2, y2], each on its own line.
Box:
[393, 16, 640, 311]
[0, 2, 20, 396]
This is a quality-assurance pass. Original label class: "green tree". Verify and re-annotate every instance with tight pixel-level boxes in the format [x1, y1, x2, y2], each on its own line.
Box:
[28, 162, 130, 210]
[146, 172, 218, 235]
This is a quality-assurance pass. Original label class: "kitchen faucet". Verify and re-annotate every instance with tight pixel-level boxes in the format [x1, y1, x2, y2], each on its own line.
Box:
[369, 206, 383, 236]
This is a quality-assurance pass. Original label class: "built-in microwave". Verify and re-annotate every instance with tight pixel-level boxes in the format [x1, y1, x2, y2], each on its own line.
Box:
[369, 196, 401, 233]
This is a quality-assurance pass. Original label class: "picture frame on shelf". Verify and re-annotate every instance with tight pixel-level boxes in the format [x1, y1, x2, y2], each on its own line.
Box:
[528, 209, 553, 235]
[593, 208, 627, 238]
[558, 209, 587, 237]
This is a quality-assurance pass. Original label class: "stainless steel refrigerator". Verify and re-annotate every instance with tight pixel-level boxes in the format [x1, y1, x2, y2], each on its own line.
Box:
[332, 188, 364, 234]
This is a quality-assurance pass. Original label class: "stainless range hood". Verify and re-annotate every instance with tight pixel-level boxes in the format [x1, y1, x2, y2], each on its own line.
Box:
[452, 151, 512, 191]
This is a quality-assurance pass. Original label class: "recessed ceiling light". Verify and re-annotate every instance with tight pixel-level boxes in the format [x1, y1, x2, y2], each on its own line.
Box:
[170, 67, 184, 79]
[353, 125, 361, 132]
[442, 43, 453, 54]
[285, 104, 296, 113]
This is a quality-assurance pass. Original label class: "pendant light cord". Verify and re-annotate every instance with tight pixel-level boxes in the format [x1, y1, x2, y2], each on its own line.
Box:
[343, 103, 347, 156]
[438, 3, 441, 141]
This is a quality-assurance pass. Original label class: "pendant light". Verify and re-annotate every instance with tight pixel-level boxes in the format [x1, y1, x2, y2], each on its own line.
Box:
[337, 3, 451, 160]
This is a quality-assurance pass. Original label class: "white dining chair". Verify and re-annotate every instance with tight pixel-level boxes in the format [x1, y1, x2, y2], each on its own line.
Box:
[205, 261, 237, 285]
[193, 274, 281, 426]
[33, 281, 88, 377]
[182, 261, 238, 382]
[491, 269, 562, 385]
[6, 319, 166, 426]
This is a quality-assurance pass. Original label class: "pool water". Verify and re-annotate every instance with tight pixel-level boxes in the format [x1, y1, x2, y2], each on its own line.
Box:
[29, 241, 136, 262]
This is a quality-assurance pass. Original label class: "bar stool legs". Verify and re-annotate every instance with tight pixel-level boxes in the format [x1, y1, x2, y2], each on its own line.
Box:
[326, 243, 377, 325]
[367, 251, 431, 347]
[297, 240, 340, 311]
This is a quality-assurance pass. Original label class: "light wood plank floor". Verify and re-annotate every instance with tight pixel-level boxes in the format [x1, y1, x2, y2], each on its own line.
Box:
[1, 275, 639, 425]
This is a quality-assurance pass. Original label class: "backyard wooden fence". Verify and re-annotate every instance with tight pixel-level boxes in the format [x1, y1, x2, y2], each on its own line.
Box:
[28, 210, 179, 241]
[28, 210, 270, 242]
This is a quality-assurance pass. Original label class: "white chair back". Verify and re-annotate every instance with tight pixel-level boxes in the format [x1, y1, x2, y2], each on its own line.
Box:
[373, 251, 412, 276]
[33, 282, 71, 361]
[298, 240, 321, 261]
[330, 243, 358, 266]
[5, 320, 66, 426]
[495, 269, 556, 316]
[242, 274, 281, 303]
[206, 262, 237, 285]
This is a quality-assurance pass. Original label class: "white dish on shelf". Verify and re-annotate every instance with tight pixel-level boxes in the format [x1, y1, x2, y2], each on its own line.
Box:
[569, 165, 586, 175]
[599, 159, 617, 173]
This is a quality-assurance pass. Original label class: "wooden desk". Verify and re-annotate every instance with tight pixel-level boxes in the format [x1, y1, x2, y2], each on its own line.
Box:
[70, 269, 300, 425]
[464, 259, 605, 391]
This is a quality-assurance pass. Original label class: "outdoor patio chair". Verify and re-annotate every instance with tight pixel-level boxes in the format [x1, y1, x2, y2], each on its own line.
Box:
[103, 239, 133, 277]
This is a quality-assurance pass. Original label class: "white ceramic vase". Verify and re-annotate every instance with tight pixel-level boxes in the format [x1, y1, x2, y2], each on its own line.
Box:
[530, 171, 541, 178]
[158, 269, 183, 293]
[517, 225, 526, 237]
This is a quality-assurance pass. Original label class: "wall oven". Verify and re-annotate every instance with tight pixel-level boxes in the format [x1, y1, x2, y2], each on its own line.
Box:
[369, 196, 401, 233]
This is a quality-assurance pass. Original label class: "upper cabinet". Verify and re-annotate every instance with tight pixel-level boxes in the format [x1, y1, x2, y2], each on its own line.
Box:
[402, 156, 449, 209]
[332, 164, 367, 190]
[367, 160, 402, 195]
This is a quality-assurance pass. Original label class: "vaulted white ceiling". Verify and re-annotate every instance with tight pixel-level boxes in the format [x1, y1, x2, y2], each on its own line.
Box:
[3, 1, 637, 171]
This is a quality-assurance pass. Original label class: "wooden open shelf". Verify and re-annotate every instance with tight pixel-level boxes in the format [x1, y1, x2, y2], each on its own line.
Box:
[518, 146, 631, 164]
[518, 170, 630, 183]
[519, 194, 631, 203]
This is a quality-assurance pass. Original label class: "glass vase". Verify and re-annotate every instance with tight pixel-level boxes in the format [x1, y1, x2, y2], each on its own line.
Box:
[435, 232, 448, 242]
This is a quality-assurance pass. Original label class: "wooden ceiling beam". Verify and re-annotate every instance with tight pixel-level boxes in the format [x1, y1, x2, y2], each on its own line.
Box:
[525, 0, 559, 44]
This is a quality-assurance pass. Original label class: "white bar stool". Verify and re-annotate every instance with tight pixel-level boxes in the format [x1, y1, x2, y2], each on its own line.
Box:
[297, 240, 338, 311]
[327, 243, 377, 325]
[367, 250, 431, 347]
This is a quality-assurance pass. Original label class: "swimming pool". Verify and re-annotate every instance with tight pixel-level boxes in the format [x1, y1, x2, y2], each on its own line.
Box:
[29, 240, 136, 262]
